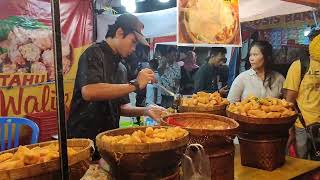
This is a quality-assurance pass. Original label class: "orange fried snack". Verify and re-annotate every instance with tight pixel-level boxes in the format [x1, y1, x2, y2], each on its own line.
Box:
[0, 144, 77, 171]
[101, 127, 188, 145]
[228, 96, 296, 118]
[181, 92, 229, 108]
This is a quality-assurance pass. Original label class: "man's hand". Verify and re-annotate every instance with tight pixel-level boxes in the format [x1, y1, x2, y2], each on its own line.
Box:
[137, 68, 156, 89]
[218, 85, 229, 96]
[144, 104, 167, 122]
[287, 127, 296, 150]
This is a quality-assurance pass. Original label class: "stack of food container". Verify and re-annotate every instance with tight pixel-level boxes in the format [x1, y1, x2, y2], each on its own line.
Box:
[162, 113, 239, 180]
[227, 96, 297, 171]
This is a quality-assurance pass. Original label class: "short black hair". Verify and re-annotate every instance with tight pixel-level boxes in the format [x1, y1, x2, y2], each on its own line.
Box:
[210, 47, 227, 57]
[149, 58, 159, 71]
[167, 46, 178, 55]
[207, 47, 227, 63]
[210, 47, 227, 56]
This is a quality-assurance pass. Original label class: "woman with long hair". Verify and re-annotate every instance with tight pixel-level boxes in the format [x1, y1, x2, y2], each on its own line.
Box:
[227, 41, 285, 103]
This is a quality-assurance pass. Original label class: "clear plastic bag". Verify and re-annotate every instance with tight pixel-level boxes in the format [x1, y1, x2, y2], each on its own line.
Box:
[143, 103, 167, 123]
[182, 144, 211, 180]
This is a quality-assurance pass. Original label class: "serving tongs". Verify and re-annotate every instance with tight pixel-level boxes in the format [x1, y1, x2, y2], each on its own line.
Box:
[158, 84, 182, 109]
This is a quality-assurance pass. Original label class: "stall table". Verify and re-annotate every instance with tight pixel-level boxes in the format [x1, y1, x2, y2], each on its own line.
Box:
[234, 145, 320, 180]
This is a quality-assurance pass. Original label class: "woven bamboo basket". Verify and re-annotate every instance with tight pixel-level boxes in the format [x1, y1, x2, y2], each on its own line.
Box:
[238, 134, 288, 171]
[161, 113, 239, 147]
[96, 126, 189, 180]
[206, 144, 235, 180]
[162, 113, 238, 180]
[0, 139, 94, 180]
[226, 110, 297, 135]
[178, 104, 227, 116]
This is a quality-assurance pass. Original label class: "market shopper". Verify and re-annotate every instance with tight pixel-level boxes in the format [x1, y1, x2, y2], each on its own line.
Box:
[227, 41, 285, 103]
[284, 28, 320, 160]
[158, 47, 181, 108]
[180, 51, 199, 95]
[193, 47, 229, 95]
[67, 14, 165, 159]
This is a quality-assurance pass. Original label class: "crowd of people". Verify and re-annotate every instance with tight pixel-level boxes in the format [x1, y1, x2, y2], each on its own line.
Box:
[129, 46, 231, 109]
[66, 13, 320, 161]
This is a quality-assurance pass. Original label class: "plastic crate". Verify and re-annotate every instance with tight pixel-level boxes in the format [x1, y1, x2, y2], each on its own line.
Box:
[39, 129, 58, 142]
[26, 111, 58, 142]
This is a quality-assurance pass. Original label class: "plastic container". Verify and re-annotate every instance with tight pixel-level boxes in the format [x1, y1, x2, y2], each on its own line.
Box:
[143, 117, 157, 126]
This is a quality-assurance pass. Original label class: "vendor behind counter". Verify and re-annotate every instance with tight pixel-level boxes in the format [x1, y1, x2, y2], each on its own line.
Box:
[67, 13, 165, 160]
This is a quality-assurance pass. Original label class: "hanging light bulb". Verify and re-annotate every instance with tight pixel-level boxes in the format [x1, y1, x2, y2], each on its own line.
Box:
[121, 0, 136, 13]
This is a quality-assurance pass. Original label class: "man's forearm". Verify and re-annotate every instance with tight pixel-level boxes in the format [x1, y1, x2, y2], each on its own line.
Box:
[283, 88, 298, 104]
[120, 104, 146, 117]
[81, 83, 135, 101]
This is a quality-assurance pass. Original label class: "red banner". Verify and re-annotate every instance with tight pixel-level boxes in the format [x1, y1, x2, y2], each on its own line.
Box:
[0, 0, 93, 48]
[0, 0, 93, 117]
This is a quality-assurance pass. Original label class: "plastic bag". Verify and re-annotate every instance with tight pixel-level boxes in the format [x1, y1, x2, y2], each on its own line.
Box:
[80, 164, 110, 180]
[143, 103, 167, 123]
[182, 144, 211, 180]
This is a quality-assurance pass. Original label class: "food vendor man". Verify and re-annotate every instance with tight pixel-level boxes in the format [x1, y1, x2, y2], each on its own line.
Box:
[67, 14, 165, 159]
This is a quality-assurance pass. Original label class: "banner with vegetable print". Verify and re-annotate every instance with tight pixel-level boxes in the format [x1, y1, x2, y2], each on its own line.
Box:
[0, 0, 93, 117]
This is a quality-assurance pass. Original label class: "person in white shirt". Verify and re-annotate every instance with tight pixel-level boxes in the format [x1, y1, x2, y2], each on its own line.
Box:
[227, 41, 285, 103]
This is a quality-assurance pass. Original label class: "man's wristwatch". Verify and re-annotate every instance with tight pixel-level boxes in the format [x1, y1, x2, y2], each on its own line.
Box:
[129, 79, 140, 93]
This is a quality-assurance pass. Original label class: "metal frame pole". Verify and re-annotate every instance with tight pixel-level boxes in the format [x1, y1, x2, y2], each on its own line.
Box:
[50, 0, 69, 179]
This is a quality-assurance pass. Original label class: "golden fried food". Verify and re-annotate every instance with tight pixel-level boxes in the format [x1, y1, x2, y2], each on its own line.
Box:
[11, 146, 30, 161]
[0, 144, 77, 171]
[101, 127, 188, 145]
[40, 151, 60, 163]
[228, 96, 296, 118]
[174, 119, 231, 130]
[23, 148, 40, 165]
[181, 92, 229, 108]
[0, 159, 24, 170]
[0, 153, 13, 163]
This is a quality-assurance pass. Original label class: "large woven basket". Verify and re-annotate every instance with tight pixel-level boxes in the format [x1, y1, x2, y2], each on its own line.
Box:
[178, 104, 227, 116]
[238, 134, 288, 171]
[226, 110, 297, 135]
[206, 144, 235, 180]
[161, 113, 239, 147]
[96, 126, 189, 180]
[162, 113, 237, 180]
[0, 139, 93, 180]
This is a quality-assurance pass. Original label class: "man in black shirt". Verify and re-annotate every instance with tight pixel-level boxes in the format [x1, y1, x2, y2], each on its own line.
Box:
[67, 14, 164, 156]
[193, 47, 229, 96]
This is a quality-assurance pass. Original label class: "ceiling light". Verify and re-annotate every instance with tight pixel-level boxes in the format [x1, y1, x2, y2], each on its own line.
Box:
[121, 0, 136, 13]
[304, 27, 311, 37]
[159, 0, 170, 3]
